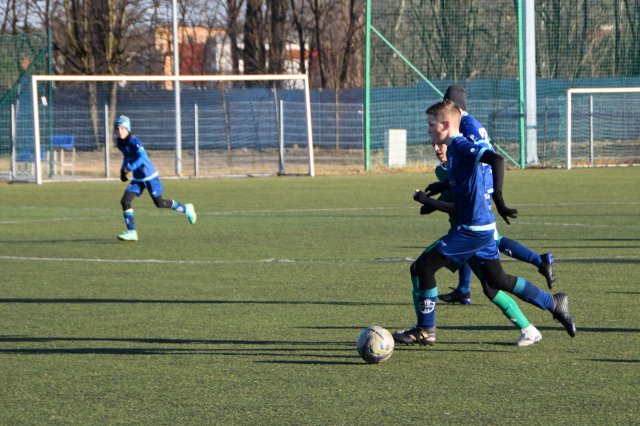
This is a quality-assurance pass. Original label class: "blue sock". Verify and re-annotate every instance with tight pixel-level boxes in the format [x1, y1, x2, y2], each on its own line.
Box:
[417, 288, 438, 328]
[457, 263, 472, 293]
[512, 277, 554, 310]
[123, 209, 135, 231]
[498, 237, 542, 267]
[172, 200, 186, 213]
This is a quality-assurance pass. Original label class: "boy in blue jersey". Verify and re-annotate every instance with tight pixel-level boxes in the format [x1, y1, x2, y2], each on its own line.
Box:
[393, 100, 576, 346]
[410, 138, 543, 346]
[438, 84, 555, 304]
[115, 115, 197, 241]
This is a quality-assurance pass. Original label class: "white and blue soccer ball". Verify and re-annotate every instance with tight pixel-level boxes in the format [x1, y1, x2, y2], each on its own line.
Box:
[357, 326, 394, 364]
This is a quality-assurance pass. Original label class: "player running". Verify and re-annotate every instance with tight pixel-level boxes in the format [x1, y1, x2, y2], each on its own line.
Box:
[437, 85, 555, 305]
[115, 115, 196, 241]
[392, 100, 576, 346]
[404, 137, 543, 346]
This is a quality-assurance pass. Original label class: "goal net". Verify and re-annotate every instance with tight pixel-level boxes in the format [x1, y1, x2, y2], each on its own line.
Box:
[17, 74, 314, 183]
[566, 87, 640, 169]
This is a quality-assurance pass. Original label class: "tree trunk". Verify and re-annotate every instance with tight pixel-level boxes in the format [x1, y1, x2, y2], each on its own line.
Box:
[243, 0, 266, 74]
[290, 0, 306, 74]
[268, 0, 287, 76]
[310, 0, 326, 87]
[226, 0, 243, 74]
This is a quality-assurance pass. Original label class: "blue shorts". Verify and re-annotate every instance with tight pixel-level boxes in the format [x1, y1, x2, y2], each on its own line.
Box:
[126, 177, 164, 198]
[435, 227, 500, 266]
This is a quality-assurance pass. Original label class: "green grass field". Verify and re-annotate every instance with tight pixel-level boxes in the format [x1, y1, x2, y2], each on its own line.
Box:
[1, 168, 639, 425]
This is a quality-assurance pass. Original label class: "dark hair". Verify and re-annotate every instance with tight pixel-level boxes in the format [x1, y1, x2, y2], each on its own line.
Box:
[443, 84, 467, 111]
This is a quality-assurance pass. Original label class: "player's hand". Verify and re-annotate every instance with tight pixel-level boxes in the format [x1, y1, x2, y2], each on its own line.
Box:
[413, 189, 430, 204]
[424, 181, 449, 197]
[120, 168, 129, 182]
[493, 192, 518, 225]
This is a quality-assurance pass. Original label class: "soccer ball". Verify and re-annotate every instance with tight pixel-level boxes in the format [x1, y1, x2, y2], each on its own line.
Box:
[357, 326, 394, 364]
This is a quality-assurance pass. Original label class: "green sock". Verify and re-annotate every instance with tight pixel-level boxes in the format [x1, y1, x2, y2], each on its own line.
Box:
[411, 275, 420, 318]
[491, 290, 530, 329]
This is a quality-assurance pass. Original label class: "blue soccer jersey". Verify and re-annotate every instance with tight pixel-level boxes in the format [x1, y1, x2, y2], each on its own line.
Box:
[117, 135, 158, 181]
[446, 135, 495, 229]
[461, 112, 494, 195]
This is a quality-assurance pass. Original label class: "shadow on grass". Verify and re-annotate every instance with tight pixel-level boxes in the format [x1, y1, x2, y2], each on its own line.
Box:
[0, 336, 353, 346]
[588, 358, 639, 363]
[255, 360, 365, 365]
[0, 336, 357, 359]
[0, 347, 361, 359]
[0, 298, 405, 306]
[0, 335, 510, 359]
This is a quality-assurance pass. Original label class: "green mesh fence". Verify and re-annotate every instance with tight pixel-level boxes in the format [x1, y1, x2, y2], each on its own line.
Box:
[0, 31, 50, 170]
[367, 0, 640, 169]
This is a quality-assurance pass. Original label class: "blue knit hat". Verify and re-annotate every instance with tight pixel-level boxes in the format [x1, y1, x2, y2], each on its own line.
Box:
[115, 115, 131, 132]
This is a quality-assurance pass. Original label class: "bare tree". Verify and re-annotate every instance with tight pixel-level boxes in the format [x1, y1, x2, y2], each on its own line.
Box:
[267, 0, 287, 75]
[225, 0, 244, 74]
[243, 0, 267, 74]
[615, 0, 640, 77]
[51, 0, 151, 150]
[0, 0, 22, 34]
[289, 0, 307, 74]
[308, 0, 326, 86]
[305, 0, 365, 88]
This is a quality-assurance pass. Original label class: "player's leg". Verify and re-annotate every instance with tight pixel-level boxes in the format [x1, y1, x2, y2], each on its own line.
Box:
[469, 259, 542, 346]
[148, 178, 197, 224]
[395, 247, 450, 346]
[118, 189, 139, 241]
[480, 258, 576, 337]
[438, 262, 472, 305]
[497, 235, 555, 289]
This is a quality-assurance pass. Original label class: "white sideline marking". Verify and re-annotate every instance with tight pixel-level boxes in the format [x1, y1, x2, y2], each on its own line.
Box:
[0, 217, 108, 225]
[1, 255, 639, 266]
[513, 221, 640, 230]
[0, 255, 415, 265]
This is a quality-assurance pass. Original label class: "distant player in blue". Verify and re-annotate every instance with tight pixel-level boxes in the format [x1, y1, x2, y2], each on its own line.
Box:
[115, 115, 197, 241]
[393, 100, 576, 346]
[438, 84, 555, 305]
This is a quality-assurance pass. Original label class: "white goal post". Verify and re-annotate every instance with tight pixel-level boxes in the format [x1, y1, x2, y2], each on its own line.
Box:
[566, 87, 640, 169]
[30, 74, 315, 184]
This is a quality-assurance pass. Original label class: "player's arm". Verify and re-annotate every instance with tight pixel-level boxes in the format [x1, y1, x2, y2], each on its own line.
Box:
[479, 150, 518, 224]
[126, 145, 150, 172]
[413, 190, 455, 215]
[423, 180, 450, 197]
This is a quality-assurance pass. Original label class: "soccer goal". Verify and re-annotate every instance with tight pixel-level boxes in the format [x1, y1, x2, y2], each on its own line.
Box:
[566, 87, 640, 169]
[23, 74, 314, 184]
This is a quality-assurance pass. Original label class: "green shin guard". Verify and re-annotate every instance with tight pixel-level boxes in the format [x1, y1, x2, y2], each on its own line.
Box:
[491, 290, 531, 330]
[411, 275, 420, 318]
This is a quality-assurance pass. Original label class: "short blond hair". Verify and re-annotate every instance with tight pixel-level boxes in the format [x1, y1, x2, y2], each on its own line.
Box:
[425, 99, 461, 125]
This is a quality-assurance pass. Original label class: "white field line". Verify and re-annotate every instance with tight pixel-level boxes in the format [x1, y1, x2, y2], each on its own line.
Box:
[0, 255, 415, 265]
[1, 255, 639, 266]
[3, 200, 640, 216]
[512, 221, 640, 230]
[2, 204, 640, 230]
[3, 216, 639, 230]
